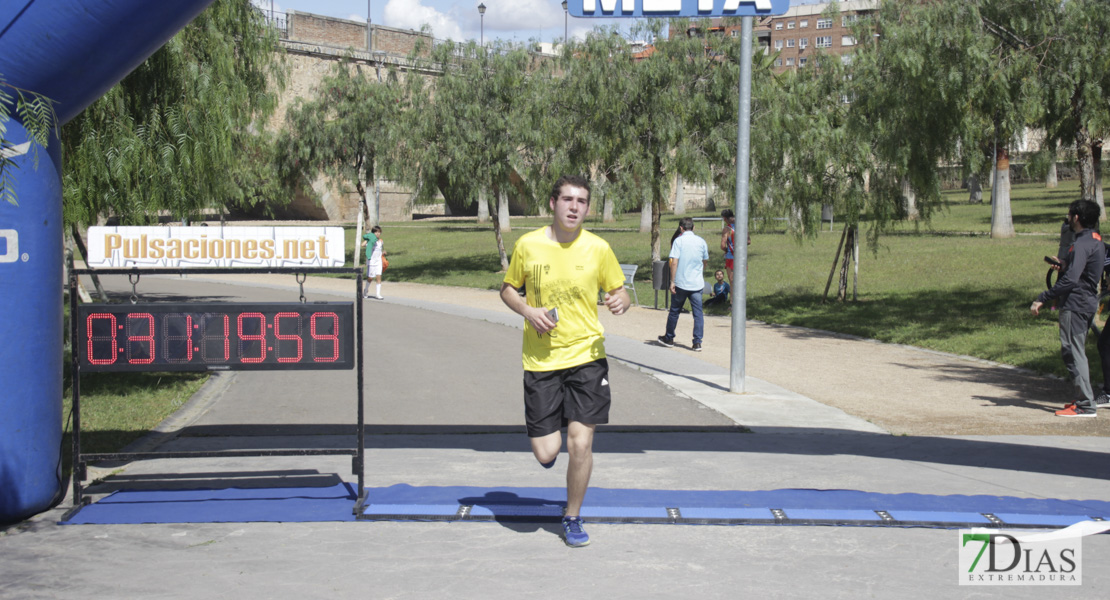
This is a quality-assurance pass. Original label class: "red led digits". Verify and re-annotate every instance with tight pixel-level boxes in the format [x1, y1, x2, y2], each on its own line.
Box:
[126, 313, 156, 364]
[201, 314, 230, 362]
[163, 314, 194, 363]
[237, 312, 266, 363]
[310, 312, 339, 362]
[78, 303, 351, 371]
[86, 313, 118, 365]
[274, 312, 303, 363]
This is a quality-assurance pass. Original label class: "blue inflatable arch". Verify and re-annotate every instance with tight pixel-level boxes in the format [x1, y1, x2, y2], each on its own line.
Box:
[0, 0, 218, 522]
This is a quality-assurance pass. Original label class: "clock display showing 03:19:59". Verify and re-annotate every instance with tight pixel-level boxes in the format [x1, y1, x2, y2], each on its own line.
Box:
[77, 302, 355, 372]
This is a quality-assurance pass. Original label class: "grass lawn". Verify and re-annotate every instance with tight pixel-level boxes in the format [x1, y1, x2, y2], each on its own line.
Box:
[366, 179, 1103, 380]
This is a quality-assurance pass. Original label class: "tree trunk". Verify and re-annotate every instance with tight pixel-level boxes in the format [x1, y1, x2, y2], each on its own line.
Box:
[497, 187, 511, 232]
[1094, 141, 1105, 220]
[477, 190, 490, 223]
[673, 174, 685, 215]
[651, 173, 666, 263]
[967, 173, 983, 204]
[901, 177, 919, 221]
[1045, 139, 1058, 188]
[603, 194, 615, 223]
[990, 145, 1016, 239]
[492, 201, 509, 271]
[639, 189, 652, 235]
[705, 176, 716, 212]
[1076, 126, 1096, 203]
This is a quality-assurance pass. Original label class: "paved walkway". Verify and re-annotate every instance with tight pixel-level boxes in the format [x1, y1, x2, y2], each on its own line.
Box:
[1, 273, 1108, 599]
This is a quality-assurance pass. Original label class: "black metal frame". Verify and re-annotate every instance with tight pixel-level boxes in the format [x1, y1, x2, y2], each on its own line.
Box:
[68, 267, 366, 511]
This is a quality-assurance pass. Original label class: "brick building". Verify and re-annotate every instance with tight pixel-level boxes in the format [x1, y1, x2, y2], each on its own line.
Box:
[679, 0, 877, 72]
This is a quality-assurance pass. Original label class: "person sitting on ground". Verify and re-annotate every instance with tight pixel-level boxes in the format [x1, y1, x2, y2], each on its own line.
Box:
[704, 269, 730, 308]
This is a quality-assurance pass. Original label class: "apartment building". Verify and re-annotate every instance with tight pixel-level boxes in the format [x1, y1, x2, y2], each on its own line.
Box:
[679, 0, 878, 72]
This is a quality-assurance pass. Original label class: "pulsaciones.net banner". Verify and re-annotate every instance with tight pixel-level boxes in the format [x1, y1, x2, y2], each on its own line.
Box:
[86, 226, 345, 268]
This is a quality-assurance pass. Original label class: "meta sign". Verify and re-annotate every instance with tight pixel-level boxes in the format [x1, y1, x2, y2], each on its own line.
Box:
[568, 0, 790, 18]
[78, 302, 355, 372]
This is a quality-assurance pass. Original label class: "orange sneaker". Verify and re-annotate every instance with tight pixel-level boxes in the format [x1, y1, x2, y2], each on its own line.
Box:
[1056, 405, 1096, 418]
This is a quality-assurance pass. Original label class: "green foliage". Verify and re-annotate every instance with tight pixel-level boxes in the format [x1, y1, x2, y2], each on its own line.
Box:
[278, 58, 402, 224]
[61, 0, 286, 226]
[0, 76, 58, 206]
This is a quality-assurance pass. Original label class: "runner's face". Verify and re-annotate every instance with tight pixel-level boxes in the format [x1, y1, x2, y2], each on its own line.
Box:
[550, 185, 590, 233]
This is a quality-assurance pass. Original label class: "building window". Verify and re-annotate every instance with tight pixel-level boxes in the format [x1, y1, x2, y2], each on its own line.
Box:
[731, 30, 738, 38]
[800, 19, 808, 28]
[774, 58, 782, 67]
[815, 36, 832, 48]
[843, 15, 859, 27]
[786, 57, 794, 66]
[841, 35, 855, 46]
[787, 21, 795, 29]
[775, 22, 783, 30]
[799, 57, 808, 66]
[817, 18, 832, 30]
[774, 39, 783, 50]
[799, 37, 808, 49]
[786, 38, 795, 48]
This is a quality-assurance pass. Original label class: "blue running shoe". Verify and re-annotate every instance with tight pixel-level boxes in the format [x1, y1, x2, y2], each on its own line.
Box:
[561, 516, 590, 547]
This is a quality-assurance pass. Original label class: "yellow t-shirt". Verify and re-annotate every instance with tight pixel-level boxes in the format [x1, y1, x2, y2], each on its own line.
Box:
[504, 227, 626, 372]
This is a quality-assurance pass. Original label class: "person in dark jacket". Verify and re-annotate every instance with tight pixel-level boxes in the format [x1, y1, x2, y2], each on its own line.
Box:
[1031, 199, 1104, 417]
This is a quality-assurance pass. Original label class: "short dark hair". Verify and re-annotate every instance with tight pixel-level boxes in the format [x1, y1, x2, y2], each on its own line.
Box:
[550, 175, 591, 204]
[371, 225, 382, 234]
[721, 209, 734, 220]
[1069, 199, 1100, 229]
[679, 217, 695, 231]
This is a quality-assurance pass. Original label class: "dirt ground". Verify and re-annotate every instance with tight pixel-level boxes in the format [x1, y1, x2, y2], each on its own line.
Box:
[376, 281, 1108, 437]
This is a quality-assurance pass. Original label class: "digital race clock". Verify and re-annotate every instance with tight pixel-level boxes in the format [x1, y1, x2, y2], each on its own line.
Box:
[77, 302, 355, 372]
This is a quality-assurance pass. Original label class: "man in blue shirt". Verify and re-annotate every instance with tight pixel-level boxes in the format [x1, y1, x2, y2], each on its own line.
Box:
[658, 217, 709, 351]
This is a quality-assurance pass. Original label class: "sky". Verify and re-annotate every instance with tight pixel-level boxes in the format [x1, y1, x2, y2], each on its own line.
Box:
[251, 0, 611, 45]
[251, 1, 828, 46]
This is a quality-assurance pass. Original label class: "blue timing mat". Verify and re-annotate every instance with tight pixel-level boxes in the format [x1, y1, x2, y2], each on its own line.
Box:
[358, 484, 1110, 530]
[60, 483, 358, 525]
[59, 483, 1110, 529]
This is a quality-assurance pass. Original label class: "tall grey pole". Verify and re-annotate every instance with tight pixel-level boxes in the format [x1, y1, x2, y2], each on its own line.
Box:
[366, 1, 372, 51]
[730, 16, 753, 394]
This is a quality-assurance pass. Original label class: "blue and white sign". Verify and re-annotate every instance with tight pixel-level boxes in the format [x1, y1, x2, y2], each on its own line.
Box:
[569, 0, 790, 18]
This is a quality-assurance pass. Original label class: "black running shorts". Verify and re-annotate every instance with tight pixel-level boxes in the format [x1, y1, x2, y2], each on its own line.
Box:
[522, 358, 611, 438]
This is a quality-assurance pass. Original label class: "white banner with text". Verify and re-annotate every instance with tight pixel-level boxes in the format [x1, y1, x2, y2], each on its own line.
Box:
[86, 226, 346, 269]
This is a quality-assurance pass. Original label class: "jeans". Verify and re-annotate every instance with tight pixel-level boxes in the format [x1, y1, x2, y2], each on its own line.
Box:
[665, 287, 704, 344]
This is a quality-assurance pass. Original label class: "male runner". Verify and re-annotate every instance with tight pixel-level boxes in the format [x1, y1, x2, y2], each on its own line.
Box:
[500, 174, 630, 547]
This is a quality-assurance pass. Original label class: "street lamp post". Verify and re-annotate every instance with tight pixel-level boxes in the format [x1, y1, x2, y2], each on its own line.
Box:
[478, 3, 486, 48]
[562, 1, 568, 44]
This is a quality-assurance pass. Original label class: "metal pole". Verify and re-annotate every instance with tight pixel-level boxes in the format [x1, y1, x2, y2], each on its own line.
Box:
[366, 0, 371, 51]
[730, 16, 753, 394]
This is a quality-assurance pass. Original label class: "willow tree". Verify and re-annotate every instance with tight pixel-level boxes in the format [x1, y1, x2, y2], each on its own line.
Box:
[1035, 0, 1110, 214]
[846, 0, 1048, 239]
[61, 0, 286, 227]
[539, 22, 738, 261]
[277, 60, 401, 233]
[397, 40, 543, 270]
[0, 77, 56, 206]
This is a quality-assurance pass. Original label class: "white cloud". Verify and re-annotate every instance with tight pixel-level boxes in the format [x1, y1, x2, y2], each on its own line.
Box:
[481, 0, 561, 32]
[347, 13, 367, 23]
[384, 0, 465, 41]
